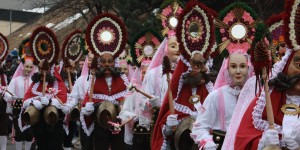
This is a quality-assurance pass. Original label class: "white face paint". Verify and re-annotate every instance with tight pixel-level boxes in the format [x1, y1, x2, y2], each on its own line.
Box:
[228, 54, 248, 86]
[23, 60, 34, 76]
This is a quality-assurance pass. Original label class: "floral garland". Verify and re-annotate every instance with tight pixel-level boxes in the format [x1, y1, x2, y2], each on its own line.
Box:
[216, 3, 257, 54]
[131, 30, 162, 67]
[159, 1, 183, 36]
[176, 1, 215, 60]
[0, 32, 8, 62]
[30, 26, 59, 65]
[283, 0, 300, 50]
[86, 13, 127, 58]
[62, 30, 83, 62]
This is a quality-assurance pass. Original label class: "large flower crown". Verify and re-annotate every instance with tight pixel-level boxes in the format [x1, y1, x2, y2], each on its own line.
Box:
[85, 13, 127, 58]
[29, 26, 59, 66]
[283, 0, 300, 51]
[0, 32, 9, 62]
[176, 0, 216, 60]
[158, 0, 184, 36]
[131, 30, 162, 67]
[215, 2, 259, 56]
[266, 13, 285, 63]
[18, 38, 34, 63]
[62, 30, 84, 62]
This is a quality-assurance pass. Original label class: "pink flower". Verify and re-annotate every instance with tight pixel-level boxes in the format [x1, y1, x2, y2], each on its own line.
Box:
[227, 42, 250, 53]
[220, 29, 225, 33]
[242, 12, 254, 23]
[223, 11, 234, 24]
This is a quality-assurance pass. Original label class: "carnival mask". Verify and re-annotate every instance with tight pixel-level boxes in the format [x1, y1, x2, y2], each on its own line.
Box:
[228, 54, 248, 86]
[87, 52, 95, 68]
[120, 64, 128, 76]
[23, 60, 34, 77]
[286, 50, 300, 95]
[167, 37, 180, 63]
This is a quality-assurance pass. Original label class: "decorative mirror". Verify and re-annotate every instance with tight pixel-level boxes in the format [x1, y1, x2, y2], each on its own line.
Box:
[188, 22, 201, 38]
[168, 16, 178, 29]
[100, 30, 113, 43]
[143, 45, 154, 57]
[230, 23, 247, 40]
[159, 2, 183, 36]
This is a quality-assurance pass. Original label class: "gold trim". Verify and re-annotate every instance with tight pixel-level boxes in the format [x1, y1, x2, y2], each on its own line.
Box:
[281, 103, 300, 116]
[189, 95, 201, 105]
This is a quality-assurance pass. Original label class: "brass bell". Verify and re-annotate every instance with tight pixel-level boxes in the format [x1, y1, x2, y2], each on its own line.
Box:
[133, 128, 137, 132]
[44, 106, 58, 126]
[216, 136, 221, 141]
[22, 106, 40, 125]
[139, 128, 143, 132]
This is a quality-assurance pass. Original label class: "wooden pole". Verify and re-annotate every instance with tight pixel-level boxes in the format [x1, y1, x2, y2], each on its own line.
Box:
[67, 68, 73, 92]
[42, 70, 47, 96]
[166, 73, 174, 114]
[89, 69, 95, 102]
[262, 67, 275, 129]
[135, 88, 153, 99]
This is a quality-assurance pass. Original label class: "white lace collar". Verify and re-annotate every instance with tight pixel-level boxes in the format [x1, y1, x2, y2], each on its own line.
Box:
[226, 85, 241, 97]
[286, 94, 300, 104]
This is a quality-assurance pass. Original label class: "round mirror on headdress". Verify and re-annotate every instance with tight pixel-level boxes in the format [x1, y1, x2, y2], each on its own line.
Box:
[266, 13, 285, 63]
[158, 0, 184, 36]
[62, 30, 84, 62]
[19, 38, 34, 63]
[176, 0, 215, 60]
[283, 0, 300, 51]
[215, 2, 259, 56]
[131, 30, 162, 67]
[29, 26, 59, 66]
[0, 32, 9, 62]
[85, 13, 127, 58]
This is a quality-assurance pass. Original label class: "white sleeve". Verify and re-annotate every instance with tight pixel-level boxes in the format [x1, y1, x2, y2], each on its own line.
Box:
[65, 94, 76, 109]
[70, 77, 83, 104]
[4, 78, 16, 102]
[191, 91, 218, 143]
[118, 93, 137, 121]
[142, 70, 156, 97]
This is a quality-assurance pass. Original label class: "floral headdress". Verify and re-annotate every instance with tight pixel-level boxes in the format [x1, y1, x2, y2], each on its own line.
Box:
[131, 30, 162, 67]
[118, 44, 132, 65]
[283, 0, 300, 51]
[85, 13, 127, 58]
[18, 38, 34, 63]
[266, 13, 285, 63]
[176, 0, 216, 60]
[158, 0, 184, 36]
[62, 30, 84, 63]
[29, 26, 59, 66]
[215, 2, 259, 56]
[0, 32, 9, 62]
